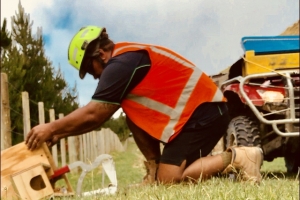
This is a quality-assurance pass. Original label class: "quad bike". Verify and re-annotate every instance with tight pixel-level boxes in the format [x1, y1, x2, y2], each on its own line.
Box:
[219, 35, 299, 173]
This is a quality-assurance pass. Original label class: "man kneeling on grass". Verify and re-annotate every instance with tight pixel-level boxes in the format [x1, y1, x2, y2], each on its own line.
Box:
[25, 26, 263, 184]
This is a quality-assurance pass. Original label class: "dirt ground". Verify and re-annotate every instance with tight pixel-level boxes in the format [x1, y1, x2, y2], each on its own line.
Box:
[280, 20, 299, 35]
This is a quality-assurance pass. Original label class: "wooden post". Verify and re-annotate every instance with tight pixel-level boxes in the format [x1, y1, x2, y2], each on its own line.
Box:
[68, 136, 76, 162]
[92, 131, 98, 159]
[111, 130, 115, 152]
[59, 113, 66, 167]
[38, 102, 45, 124]
[86, 132, 91, 161]
[108, 129, 112, 153]
[1, 73, 12, 150]
[89, 132, 94, 160]
[86, 133, 90, 161]
[49, 109, 58, 166]
[102, 129, 107, 153]
[104, 128, 110, 153]
[88, 133, 92, 160]
[113, 131, 118, 151]
[107, 129, 111, 152]
[96, 131, 102, 155]
[81, 134, 85, 162]
[22, 92, 31, 140]
[68, 135, 79, 173]
[99, 129, 105, 154]
[79, 135, 83, 162]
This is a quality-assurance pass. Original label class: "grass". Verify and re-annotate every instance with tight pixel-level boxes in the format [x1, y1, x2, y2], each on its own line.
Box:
[54, 140, 299, 200]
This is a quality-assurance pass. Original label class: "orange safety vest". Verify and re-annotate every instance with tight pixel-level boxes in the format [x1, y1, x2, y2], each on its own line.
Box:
[112, 42, 226, 143]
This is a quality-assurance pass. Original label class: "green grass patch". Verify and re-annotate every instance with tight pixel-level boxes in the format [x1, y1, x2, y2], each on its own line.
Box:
[55, 141, 299, 200]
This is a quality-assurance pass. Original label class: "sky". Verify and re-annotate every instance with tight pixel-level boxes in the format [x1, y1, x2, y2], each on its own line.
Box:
[1, 0, 299, 117]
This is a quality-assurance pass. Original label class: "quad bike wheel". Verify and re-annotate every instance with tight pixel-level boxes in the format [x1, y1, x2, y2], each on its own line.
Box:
[226, 116, 261, 148]
[284, 151, 300, 173]
[284, 143, 300, 173]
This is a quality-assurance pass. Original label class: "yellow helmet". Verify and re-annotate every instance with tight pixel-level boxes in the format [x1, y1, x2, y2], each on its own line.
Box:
[68, 26, 105, 79]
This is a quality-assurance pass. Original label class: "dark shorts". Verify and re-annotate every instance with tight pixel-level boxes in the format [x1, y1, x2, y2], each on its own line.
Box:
[160, 102, 230, 167]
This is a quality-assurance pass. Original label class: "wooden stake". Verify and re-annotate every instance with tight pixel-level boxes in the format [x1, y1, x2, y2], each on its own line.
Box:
[1, 73, 12, 150]
[38, 102, 45, 124]
[49, 109, 58, 167]
[22, 92, 31, 140]
[59, 113, 66, 167]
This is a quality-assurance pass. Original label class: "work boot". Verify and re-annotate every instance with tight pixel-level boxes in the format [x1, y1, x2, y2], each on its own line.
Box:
[142, 160, 158, 184]
[128, 160, 158, 187]
[222, 146, 263, 184]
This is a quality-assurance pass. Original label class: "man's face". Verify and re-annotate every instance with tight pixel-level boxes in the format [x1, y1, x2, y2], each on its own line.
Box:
[83, 57, 105, 80]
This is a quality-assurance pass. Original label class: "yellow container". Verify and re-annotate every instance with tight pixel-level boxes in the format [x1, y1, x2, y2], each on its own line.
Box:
[242, 50, 299, 76]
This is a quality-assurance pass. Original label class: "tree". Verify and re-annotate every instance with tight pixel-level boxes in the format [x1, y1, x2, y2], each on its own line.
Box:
[1, 1, 79, 144]
[102, 112, 131, 141]
[0, 18, 12, 52]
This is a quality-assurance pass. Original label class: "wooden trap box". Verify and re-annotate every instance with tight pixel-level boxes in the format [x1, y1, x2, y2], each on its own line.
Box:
[1, 142, 74, 200]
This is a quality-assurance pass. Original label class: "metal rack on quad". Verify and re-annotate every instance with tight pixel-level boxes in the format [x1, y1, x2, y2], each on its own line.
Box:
[218, 35, 299, 173]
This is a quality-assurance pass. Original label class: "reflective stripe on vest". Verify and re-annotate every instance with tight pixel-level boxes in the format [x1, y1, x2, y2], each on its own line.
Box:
[113, 42, 226, 143]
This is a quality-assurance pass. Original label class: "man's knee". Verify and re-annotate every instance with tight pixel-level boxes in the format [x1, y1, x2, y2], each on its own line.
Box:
[156, 161, 186, 183]
[157, 169, 182, 183]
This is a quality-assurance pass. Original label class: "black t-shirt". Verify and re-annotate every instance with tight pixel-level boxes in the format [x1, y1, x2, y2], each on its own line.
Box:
[91, 49, 228, 127]
[92, 50, 151, 104]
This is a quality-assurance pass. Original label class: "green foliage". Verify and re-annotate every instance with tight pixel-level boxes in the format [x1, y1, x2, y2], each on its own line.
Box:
[0, 1, 79, 144]
[0, 18, 12, 52]
[102, 111, 131, 141]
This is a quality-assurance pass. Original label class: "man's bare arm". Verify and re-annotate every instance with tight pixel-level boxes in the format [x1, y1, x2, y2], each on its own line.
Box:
[25, 101, 120, 150]
[53, 101, 119, 137]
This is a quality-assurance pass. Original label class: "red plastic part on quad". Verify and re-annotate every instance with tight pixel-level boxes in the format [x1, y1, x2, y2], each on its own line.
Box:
[223, 83, 285, 106]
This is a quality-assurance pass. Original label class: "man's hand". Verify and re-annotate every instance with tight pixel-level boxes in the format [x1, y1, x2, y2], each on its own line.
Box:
[25, 123, 54, 151]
